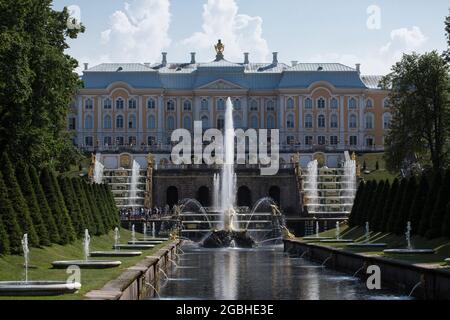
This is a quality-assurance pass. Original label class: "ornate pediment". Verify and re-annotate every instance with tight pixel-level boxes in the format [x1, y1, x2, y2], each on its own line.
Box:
[198, 79, 244, 91]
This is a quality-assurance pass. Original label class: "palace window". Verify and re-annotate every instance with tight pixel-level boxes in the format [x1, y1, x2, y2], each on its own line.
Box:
[167, 100, 175, 112]
[304, 98, 312, 109]
[330, 136, 338, 145]
[103, 136, 112, 147]
[365, 113, 374, 129]
[318, 115, 326, 128]
[147, 115, 156, 130]
[317, 98, 326, 109]
[250, 99, 258, 111]
[103, 115, 112, 129]
[116, 98, 124, 110]
[68, 117, 76, 130]
[234, 115, 242, 129]
[286, 114, 295, 129]
[267, 115, 276, 129]
[116, 136, 124, 146]
[330, 98, 338, 109]
[84, 115, 93, 130]
[383, 113, 392, 129]
[129, 136, 137, 146]
[217, 116, 225, 130]
[147, 98, 156, 110]
[103, 98, 112, 110]
[330, 114, 338, 128]
[287, 98, 294, 110]
[85, 136, 93, 147]
[349, 136, 358, 146]
[287, 136, 295, 145]
[201, 99, 209, 111]
[167, 116, 175, 130]
[128, 98, 137, 109]
[305, 136, 313, 146]
[348, 97, 357, 109]
[234, 99, 241, 110]
[85, 98, 93, 110]
[148, 136, 156, 146]
[128, 114, 137, 129]
[366, 137, 374, 147]
[116, 115, 124, 129]
[383, 98, 391, 108]
[201, 115, 209, 129]
[318, 136, 326, 145]
[305, 114, 313, 128]
[183, 116, 192, 130]
[251, 116, 258, 128]
[217, 98, 225, 111]
[266, 100, 275, 112]
[349, 114, 357, 129]
[183, 100, 192, 111]
[366, 99, 373, 108]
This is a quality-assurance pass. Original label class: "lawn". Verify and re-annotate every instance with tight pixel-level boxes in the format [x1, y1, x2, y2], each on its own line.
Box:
[357, 153, 397, 182]
[300, 225, 450, 267]
[0, 229, 169, 300]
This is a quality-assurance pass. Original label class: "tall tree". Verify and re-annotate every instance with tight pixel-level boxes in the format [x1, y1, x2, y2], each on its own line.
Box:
[0, 172, 22, 254]
[408, 174, 429, 234]
[0, 214, 10, 255]
[380, 178, 399, 232]
[418, 173, 442, 236]
[426, 170, 450, 239]
[381, 52, 450, 172]
[444, 12, 450, 63]
[394, 176, 417, 235]
[372, 180, 390, 232]
[58, 176, 85, 238]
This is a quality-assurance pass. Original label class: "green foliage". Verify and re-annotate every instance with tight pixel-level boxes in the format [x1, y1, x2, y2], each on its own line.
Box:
[15, 163, 50, 246]
[387, 179, 407, 233]
[359, 181, 376, 225]
[372, 180, 390, 231]
[418, 173, 442, 236]
[368, 180, 385, 228]
[0, 153, 39, 246]
[71, 178, 95, 233]
[0, 214, 10, 255]
[58, 176, 86, 238]
[82, 181, 105, 236]
[349, 182, 363, 227]
[442, 202, 450, 238]
[394, 176, 417, 235]
[29, 166, 60, 244]
[408, 174, 429, 234]
[444, 13, 450, 62]
[0, 172, 22, 254]
[380, 178, 399, 231]
[381, 52, 450, 172]
[426, 170, 450, 239]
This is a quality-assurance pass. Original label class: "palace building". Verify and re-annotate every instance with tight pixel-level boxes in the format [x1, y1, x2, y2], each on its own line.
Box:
[69, 41, 391, 169]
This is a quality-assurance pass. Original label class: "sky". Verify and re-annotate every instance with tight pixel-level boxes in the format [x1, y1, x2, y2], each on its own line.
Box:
[54, 0, 449, 75]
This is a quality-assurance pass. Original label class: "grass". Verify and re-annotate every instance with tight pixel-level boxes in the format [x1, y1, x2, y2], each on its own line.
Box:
[357, 153, 397, 183]
[299, 225, 450, 267]
[0, 229, 169, 300]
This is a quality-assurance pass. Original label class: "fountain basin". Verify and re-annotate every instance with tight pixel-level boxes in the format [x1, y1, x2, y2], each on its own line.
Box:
[347, 243, 387, 249]
[445, 258, 450, 265]
[303, 236, 334, 241]
[90, 251, 142, 257]
[383, 249, 435, 254]
[139, 238, 168, 242]
[203, 230, 255, 249]
[0, 281, 81, 296]
[52, 260, 122, 269]
[113, 244, 155, 250]
[127, 241, 163, 245]
[319, 239, 355, 244]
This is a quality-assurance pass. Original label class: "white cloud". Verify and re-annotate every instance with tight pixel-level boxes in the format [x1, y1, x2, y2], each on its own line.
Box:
[100, 0, 171, 63]
[390, 26, 427, 48]
[182, 0, 270, 62]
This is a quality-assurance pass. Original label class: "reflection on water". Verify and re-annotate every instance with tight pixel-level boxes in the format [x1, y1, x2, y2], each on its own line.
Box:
[152, 244, 412, 300]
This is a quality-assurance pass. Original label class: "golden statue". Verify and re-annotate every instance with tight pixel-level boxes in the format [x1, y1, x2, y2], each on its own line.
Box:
[214, 39, 225, 60]
[351, 152, 357, 161]
[88, 153, 95, 182]
[147, 153, 155, 167]
[281, 226, 295, 240]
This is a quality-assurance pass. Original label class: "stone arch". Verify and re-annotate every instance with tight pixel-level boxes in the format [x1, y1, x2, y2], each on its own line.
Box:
[269, 186, 281, 206]
[166, 186, 179, 208]
[197, 186, 210, 207]
[237, 186, 252, 208]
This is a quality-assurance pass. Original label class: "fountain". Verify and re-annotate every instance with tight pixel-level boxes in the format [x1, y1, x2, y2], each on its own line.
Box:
[347, 221, 387, 249]
[130, 160, 141, 206]
[114, 225, 157, 250]
[52, 229, 122, 268]
[93, 153, 105, 184]
[320, 221, 354, 243]
[384, 222, 435, 254]
[90, 227, 142, 257]
[445, 258, 450, 266]
[303, 221, 333, 241]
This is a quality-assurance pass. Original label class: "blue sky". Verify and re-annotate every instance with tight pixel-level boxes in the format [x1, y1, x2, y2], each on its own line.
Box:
[54, 0, 449, 74]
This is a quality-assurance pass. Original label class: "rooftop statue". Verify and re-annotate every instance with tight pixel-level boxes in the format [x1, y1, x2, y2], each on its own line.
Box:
[214, 39, 225, 60]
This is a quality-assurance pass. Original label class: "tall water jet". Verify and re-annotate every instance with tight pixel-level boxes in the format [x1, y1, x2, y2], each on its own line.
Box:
[93, 153, 105, 184]
[343, 151, 357, 199]
[304, 160, 318, 213]
[114, 227, 120, 251]
[130, 160, 141, 206]
[131, 224, 136, 244]
[213, 173, 220, 210]
[84, 229, 91, 262]
[22, 234, 29, 283]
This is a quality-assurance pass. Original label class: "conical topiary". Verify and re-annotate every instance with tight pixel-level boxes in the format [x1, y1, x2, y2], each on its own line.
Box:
[349, 182, 364, 227]
[408, 174, 429, 234]
[0, 171, 22, 254]
[58, 176, 86, 239]
[368, 180, 385, 227]
[387, 178, 407, 233]
[394, 176, 417, 235]
[426, 170, 450, 239]
[380, 178, 399, 232]
[0, 214, 10, 255]
[418, 173, 442, 236]
[72, 178, 95, 233]
[372, 180, 390, 232]
[16, 163, 50, 246]
[0, 153, 39, 247]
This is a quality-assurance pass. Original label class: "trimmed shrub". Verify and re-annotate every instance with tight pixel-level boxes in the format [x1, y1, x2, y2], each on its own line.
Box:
[368, 180, 384, 226]
[359, 181, 376, 225]
[380, 178, 399, 231]
[394, 176, 417, 235]
[59, 177, 86, 239]
[0, 172, 22, 254]
[372, 180, 390, 231]
[0, 214, 10, 255]
[83, 181, 105, 235]
[426, 170, 450, 239]
[387, 179, 407, 233]
[71, 178, 95, 233]
[418, 173, 442, 236]
[408, 174, 429, 234]
[0, 153, 39, 247]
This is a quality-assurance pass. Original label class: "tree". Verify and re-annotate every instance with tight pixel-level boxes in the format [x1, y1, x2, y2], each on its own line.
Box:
[349, 182, 364, 227]
[442, 201, 450, 238]
[418, 173, 442, 236]
[381, 52, 450, 172]
[0, 214, 10, 255]
[0, 0, 84, 170]
[408, 174, 429, 234]
[82, 181, 105, 235]
[375, 161, 380, 171]
[0, 172, 22, 254]
[372, 180, 390, 231]
[380, 178, 399, 232]
[387, 179, 407, 233]
[16, 163, 50, 246]
[426, 170, 450, 239]
[71, 178, 95, 233]
[29, 166, 60, 244]
[58, 176, 86, 238]
[444, 12, 450, 63]
[0, 153, 39, 246]
[394, 176, 417, 235]
[358, 181, 375, 225]
[367, 181, 383, 225]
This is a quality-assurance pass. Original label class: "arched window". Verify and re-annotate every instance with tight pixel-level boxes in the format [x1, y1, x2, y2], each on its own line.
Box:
[103, 98, 112, 109]
[267, 115, 275, 129]
[103, 115, 112, 129]
[330, 114, 338, 128]
[305, 114, 313, 128]
[217, 116, 225, 130]
[217, 98, 225, 110]
[318, 114, 326, 128]
[366, 99, 373, 108]
[349, 114, 357, 129]
[304, 98, 312, 109]
[167, 99, 175, 112]
[183, 100, 192, 111]
[85, 98, 93, 110]
[167, 116, 175, 130]
[383, 113, 392, 129]
[365, 113, 374, 129]
[286, 114, 295, 128]
[201, 115, 209, 128]
[116, 98, 124, 110]
[317, 98, 326, 109]
[128, 98, 137, 109]
[116, 115, 124, 129]
[84, 115, 93, 129]
[234, 115, 242, 128]
[201, 99, 209, 111]
[183, 116, 192, 130]
[128, 114, 136, 129]
[348, 97, 357, 109]
[330, 98, 338, 109]
[250, 99, 258, 111]
[251, 115, 258, 128]
[266, 100, 275, 111]
[383, 98, 391, 108]
[147, 115, 156, 130]
[234, 99, 241, 110]
[147, 98, 156, 110]
[287, 98, 294, 109]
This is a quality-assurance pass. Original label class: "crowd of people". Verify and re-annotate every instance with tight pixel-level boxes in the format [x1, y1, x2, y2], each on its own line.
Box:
[119, 206, 174, 221]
